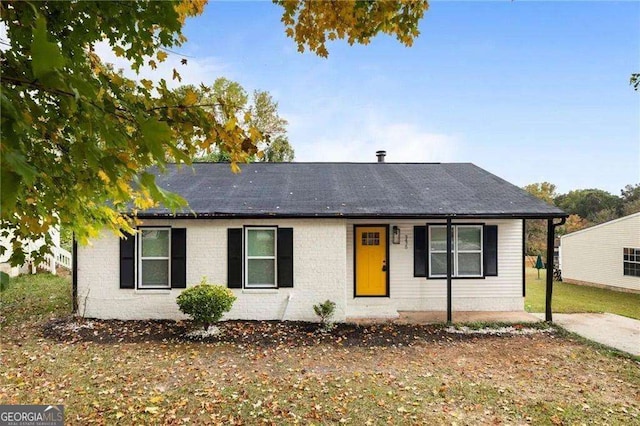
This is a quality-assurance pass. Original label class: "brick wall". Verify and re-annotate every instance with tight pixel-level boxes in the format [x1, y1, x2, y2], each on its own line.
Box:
[77, 219, 348, 321]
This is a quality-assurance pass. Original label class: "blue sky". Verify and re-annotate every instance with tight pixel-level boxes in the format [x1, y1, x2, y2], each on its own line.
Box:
[104, 1, 639, 194]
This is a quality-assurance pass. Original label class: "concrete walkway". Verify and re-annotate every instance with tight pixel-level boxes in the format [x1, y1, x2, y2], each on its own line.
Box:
[533, 313, 640, 356]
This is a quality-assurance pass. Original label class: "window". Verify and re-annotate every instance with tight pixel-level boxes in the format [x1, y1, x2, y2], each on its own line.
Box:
[623, 248, 640, 277]
[361, 232, 380, 246]
[120, 228, 186, 290]
[245, 227, 277, 288]
[228, 227, 293, 289]
[428, 225, 483, 278]
[138, 228, 171, 288]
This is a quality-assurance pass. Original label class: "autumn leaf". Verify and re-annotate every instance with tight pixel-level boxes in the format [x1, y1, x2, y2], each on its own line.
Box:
[183, 89, 198, 106]
[97, 170, 110, 183]
[144, 406, 159, 414]
[140, 79, 153, 91]
[224, 117, 237, 131]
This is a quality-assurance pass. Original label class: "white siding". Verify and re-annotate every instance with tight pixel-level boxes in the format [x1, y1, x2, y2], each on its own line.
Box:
[78, 219, 348, 321]
[345, 219, 524, 318]
[560, 213, 640, 292]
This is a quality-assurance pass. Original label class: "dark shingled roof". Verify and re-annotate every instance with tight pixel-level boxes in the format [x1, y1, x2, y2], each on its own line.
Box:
[139, 162, 566, 219]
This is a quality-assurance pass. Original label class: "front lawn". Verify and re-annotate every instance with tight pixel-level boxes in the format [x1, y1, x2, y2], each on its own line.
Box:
[525, 268, 640, 319]
[1, 273, 639, 425]
[0, 272, 71, 326]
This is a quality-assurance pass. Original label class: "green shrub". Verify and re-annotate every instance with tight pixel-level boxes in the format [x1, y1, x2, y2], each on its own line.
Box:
[313, 299, 336, 332]
[176, 278, 237, 330]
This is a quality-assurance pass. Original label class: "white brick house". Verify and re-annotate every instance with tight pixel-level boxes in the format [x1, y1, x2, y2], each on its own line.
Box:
[560, 212, 640, 293]
[76, 158, 566, 321]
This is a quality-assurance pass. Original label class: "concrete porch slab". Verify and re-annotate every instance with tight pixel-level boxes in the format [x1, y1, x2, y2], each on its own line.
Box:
[347, 311, 541, 325]
[396, 311, 541, 324]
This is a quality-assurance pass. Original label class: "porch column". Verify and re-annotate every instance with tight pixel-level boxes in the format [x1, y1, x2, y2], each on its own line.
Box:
[446, 217, 453, 324]
[72, 235, 78, 314]
[544, 217, 566, 322]
[545, 219, 554, 322]
[522, 219, 526, 297]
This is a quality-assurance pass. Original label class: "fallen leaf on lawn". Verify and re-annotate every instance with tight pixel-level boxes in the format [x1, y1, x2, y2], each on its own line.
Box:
[145, 406, 159, 414]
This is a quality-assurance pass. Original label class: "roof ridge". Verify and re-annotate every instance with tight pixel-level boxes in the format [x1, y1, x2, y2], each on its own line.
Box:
[186, 161, 452, 165]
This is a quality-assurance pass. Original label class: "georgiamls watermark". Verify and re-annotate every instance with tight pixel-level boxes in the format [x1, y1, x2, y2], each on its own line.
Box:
[0, 405, 64, 426]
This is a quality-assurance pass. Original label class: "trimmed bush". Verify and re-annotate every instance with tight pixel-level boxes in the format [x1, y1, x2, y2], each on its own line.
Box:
[176, 278, 237, 330]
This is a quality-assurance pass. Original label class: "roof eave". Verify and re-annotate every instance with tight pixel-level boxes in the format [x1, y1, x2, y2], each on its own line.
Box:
[133, 212, 569, 220]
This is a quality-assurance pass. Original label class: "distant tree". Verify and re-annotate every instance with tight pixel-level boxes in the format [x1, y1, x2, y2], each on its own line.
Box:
[523, 182, 557, 204]
[622, 200, 640, 216]
[557, 214, 588, 236]
[591, 207, 620, 224]
[524, 221, 546, 256]
[185, 78, 295, 163]
[523, 183, 557, 255]
[194, 149, 232, 163]
[554, 189, 622, 222]
[621, 184, 640, 203]
[262, 136, 295, 162]
[619, 184, 640, 215]
[59, 227, 73, 253]
[525, 183, 639, 253]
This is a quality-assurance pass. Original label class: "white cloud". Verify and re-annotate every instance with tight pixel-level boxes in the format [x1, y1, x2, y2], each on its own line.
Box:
[22, 35, 457, 165]
[93, 42, 228, 89]
[291, 117, 458, 163]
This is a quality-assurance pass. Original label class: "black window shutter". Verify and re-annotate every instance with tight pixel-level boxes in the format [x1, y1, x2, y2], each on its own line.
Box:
[414, 226, 426, 277]
[171, 228, 187, 288]
[484, 225, 498, 276]
[277, 228, 294, 288]
[227, 228, 243, 288]
[119, 234, 135, 289]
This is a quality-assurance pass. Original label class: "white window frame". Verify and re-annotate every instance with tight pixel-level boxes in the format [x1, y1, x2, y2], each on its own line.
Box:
[428, 226, 451, 278]
[244, 227, 277, 289]
[623, 247, 640, 277]
[428, 225, 483, 278]
[137, 227, 171, 289]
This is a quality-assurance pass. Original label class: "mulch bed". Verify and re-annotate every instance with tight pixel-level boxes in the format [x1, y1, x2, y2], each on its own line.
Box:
[41, 317, 544, 347]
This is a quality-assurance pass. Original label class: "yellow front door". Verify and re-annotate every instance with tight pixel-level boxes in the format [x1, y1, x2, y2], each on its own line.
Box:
[355, 226, 388, 296]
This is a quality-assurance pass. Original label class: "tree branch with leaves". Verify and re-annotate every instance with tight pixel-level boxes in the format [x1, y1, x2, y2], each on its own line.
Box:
[1, 0, 428, 267]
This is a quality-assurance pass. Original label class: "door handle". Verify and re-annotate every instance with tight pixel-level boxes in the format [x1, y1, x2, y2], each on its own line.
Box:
[382, 260, 387, 272]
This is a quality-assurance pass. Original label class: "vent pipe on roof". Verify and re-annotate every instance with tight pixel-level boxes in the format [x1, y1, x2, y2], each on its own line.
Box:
[376, 150, 386, 163]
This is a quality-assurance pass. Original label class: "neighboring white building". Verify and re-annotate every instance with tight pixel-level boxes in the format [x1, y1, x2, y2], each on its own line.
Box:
[560, 212, 640, 293]
[0, 227, 71, 277]
[76, 159, 566, 321]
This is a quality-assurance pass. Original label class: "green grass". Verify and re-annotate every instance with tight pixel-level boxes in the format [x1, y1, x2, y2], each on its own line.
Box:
[525, 268, 640, 319]
[0, 273, 71, 326]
